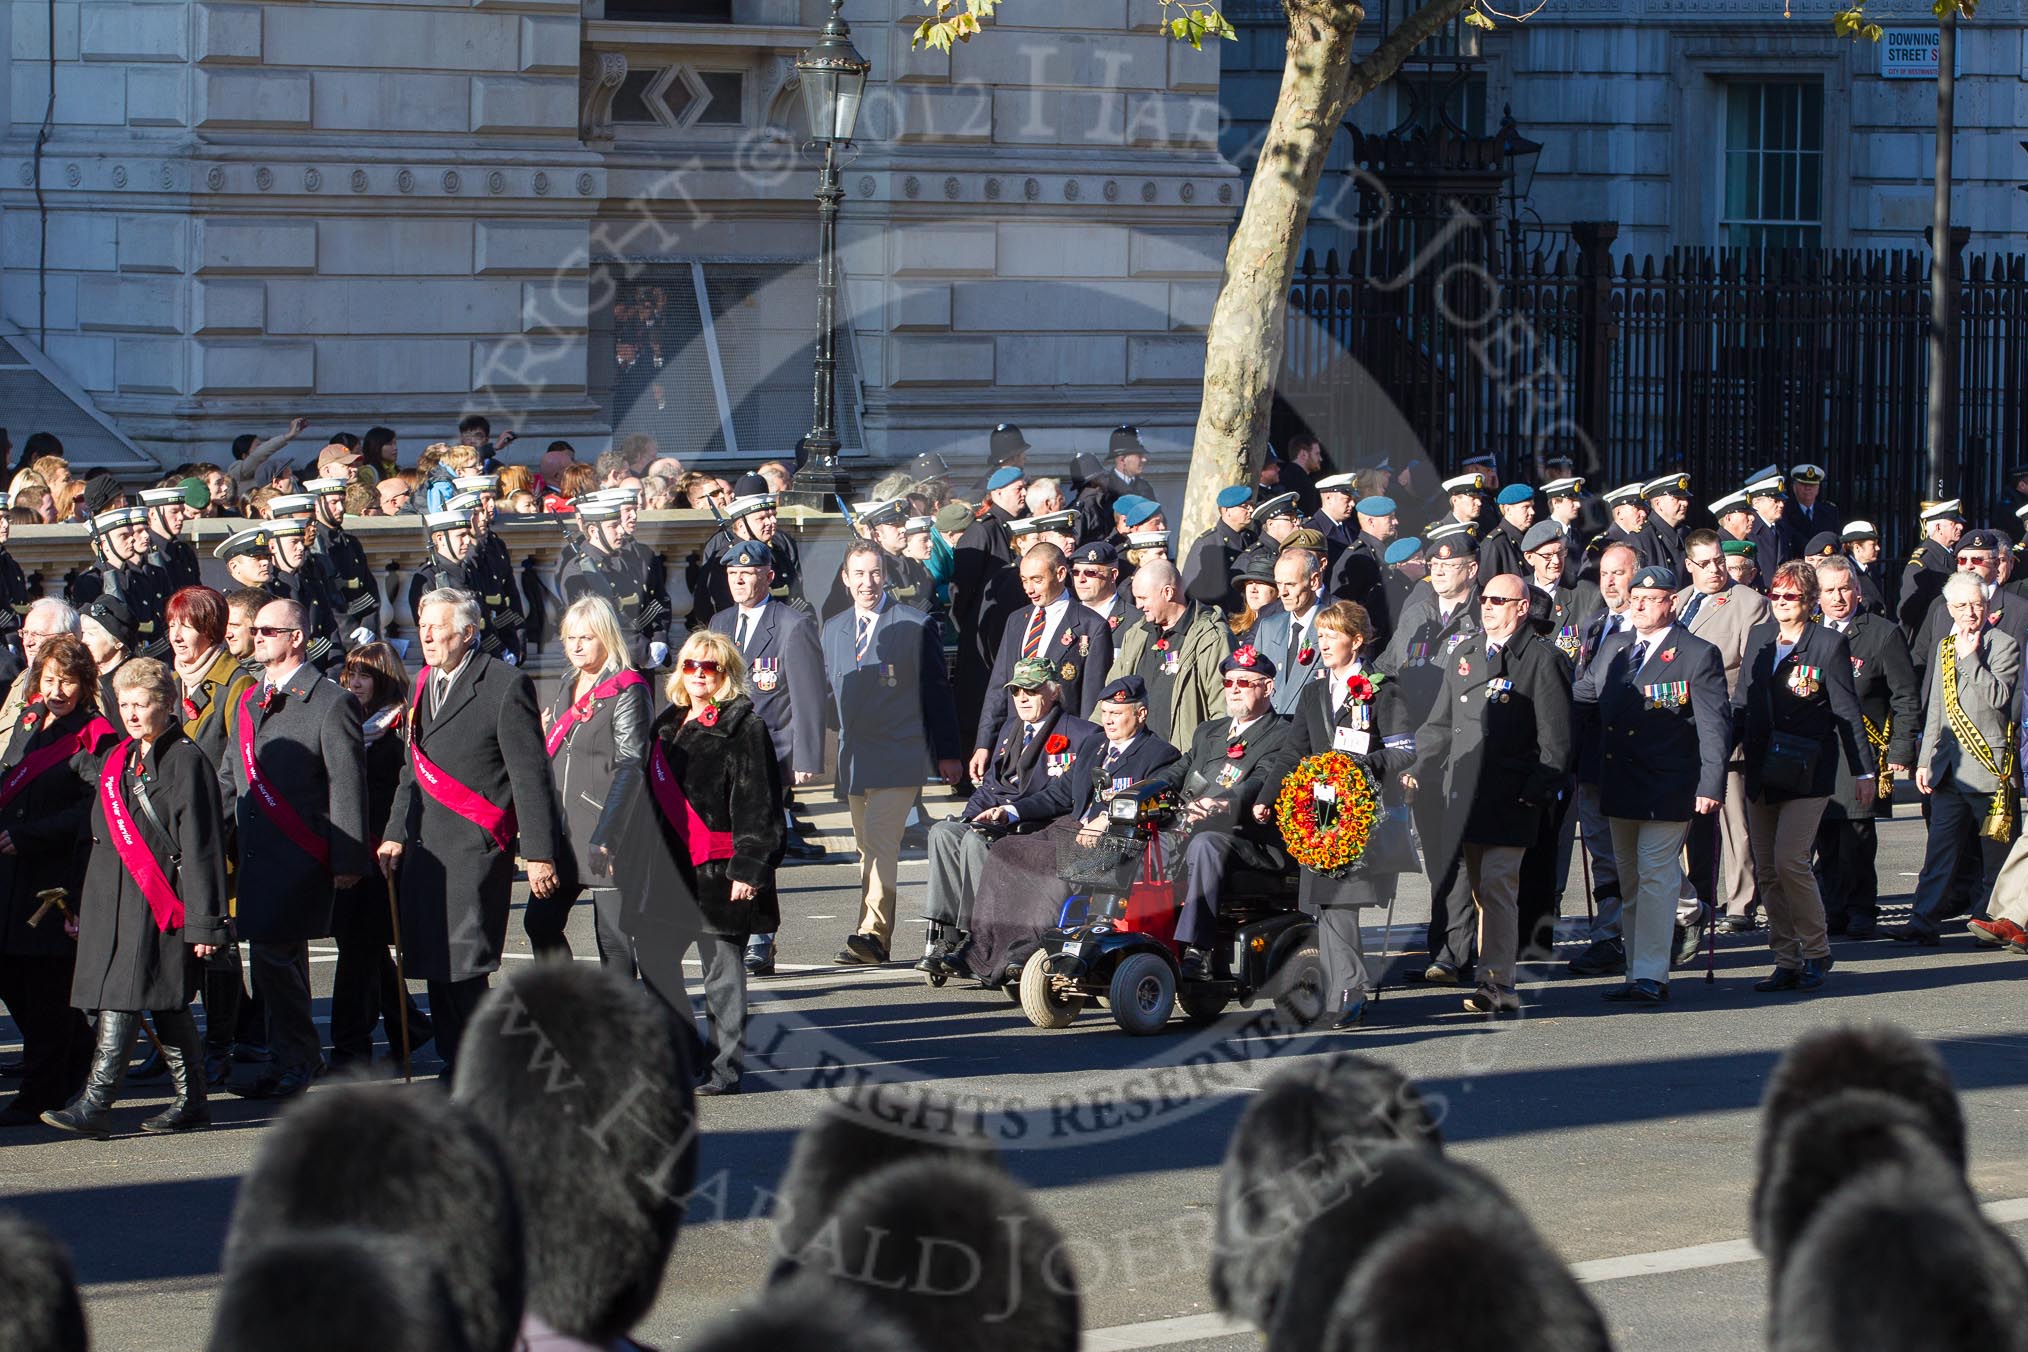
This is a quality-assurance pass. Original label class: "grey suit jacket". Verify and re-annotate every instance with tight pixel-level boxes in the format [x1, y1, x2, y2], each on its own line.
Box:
[1251, 605, 1327, 717]
[1918, 627, 2021, 794]
[1673, 582, 1769, 698]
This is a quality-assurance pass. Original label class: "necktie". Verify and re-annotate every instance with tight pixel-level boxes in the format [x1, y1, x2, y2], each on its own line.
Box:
[1021, 723, 1037, 753]
[1103, 742, 1123, 770]
[1681, 593, 1704, 627]
[735, 612, 750, 652]
[855, 613, 874, 661]
[1627, 640, 1647, 680]
[1287, 620, 1305, 669]
[1022, 605, 1045, 658]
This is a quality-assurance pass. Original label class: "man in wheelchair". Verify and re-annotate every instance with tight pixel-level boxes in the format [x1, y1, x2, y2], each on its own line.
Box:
[955, 676, 1182, 983]
[917, 657, 1101, 977]
[1173, 645, 1294, 979]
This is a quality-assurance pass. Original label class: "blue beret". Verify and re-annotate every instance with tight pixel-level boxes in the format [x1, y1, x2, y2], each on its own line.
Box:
[1383, 537, 1423, 566]
[721, 539, 771, 569]
[1355, 495, 1396, 517]
[1215, 485, 1252, 510]
[987, 466, 1026, 492]
[1123, 499, 1162, 528]
[1630, 565, 1678, 591]
[1111, 495, 1146, 516]
[1096, 675, 1148, 706]
[1495, 484, 1535, 506]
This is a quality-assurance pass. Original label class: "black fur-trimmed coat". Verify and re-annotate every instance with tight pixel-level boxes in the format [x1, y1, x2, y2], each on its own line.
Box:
[615, 695, 784, 941]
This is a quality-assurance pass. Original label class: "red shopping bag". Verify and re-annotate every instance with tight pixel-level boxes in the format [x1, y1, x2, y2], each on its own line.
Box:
[1115, 836, 1179, 947]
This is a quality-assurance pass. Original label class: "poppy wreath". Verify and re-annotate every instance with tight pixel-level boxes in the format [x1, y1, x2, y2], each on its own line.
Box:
[1275, 750, 1380, 877]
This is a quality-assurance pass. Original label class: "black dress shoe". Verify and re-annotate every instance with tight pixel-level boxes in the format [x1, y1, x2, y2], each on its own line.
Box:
[1333, 996, 1367, 1029]
[1421, 962, 1463, 985]
[1717, 914, 1758, 934]
[781, 836, 826, 863]
[1888, 925, 1940, 947]
[1843, 920, 1878, 940]
[1180, 947, 1212, 981]
[1795, 959, 1825, 990]
[1672, 921, 1707, 969]
[1754, 966, 1803, 992]
[697, 1080, 742, 1097]
[833, 933, 887, 966]
[1602, 979, 1668, 1003]
[1461, 987, 1521, 1016]
[230, 1066, 313, 1101]
[0, 1096, 50, 1127]
[1566, 939, 1625, 977]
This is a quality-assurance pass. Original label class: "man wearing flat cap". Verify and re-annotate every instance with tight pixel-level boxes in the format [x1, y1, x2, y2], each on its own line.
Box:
[1642, 474, 1692, 575]
[1172, 645, 1291, 979]
[1478, 483, 1535, 582]
[953, 465, 1030, 741]
[1900, 498, 1965, 637]
[1184, 485, 1255, 613]
[1571, 564, 1729, 1003]
[916, 655, 1101, 979]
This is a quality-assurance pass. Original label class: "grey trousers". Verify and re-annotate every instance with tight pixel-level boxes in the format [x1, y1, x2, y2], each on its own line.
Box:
[1577, 783, 1624, 941]
[639, 934, 748, 1090]
[586, 887, 636, 978]
[1317, 908, 1370, 1010]
[248, 940, 321, 1076]
[924, 818, 993, 931]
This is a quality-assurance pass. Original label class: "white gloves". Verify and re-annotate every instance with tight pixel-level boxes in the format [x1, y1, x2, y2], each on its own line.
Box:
[348, 626, 375, 647]
[649, 641, 670, 667]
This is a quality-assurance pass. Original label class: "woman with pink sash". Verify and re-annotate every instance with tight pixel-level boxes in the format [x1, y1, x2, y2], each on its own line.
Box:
[0, 636, 116, 1128]
[44, 658, 228, 1139]
[615, 630, 783, 1096]
[539, 596, 649, 966]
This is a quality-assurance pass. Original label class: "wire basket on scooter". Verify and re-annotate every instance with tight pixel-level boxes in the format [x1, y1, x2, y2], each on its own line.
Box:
[1057, 830, 1144, 894]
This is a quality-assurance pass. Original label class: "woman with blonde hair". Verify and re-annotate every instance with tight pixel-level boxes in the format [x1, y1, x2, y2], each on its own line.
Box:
[615, 629, 782, 1095]
[541, 595, 649, 967]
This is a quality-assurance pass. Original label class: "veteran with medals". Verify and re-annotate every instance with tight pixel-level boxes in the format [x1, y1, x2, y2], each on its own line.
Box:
[45, 659, 227, 1139]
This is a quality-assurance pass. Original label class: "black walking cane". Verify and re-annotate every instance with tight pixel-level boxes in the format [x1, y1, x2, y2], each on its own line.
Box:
[381, 853, 413, 1084]
[1706, 814, 1719, 985]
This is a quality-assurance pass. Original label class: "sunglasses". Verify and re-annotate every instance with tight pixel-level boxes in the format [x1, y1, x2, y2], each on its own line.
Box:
[680, 659, 724, 676]
[1480, 596, 1527, 607]
[1222, 677, 1268, 690]
[1768, 591, 1806, 603]
[250, 625, 300, 638]
[1071, 568, 1112, 579]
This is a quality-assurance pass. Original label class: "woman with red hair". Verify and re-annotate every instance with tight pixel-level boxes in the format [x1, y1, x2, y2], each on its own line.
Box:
[165, 587, 254, 771]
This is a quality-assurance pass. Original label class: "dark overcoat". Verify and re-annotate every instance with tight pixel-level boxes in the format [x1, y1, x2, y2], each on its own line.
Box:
[613, 695, 783, 942]
[1572, 625, 1730, 821]
[73, 729, 230, 1011]
[0, 707, 116, 960]
[1180, 712, 1290, 867]
[546, 670, 650, 879]
[386, 652, 566, 983]
[1264, 669, 1416, 910]
[821, 602, 961, 794]
[179, 646, 257, 772]
[216, 659, 369, 944]
[1734, 620, 1876, 803]
[1824, 612, 1919, 821]
[1413, 628, 1573, 854]
[708, 598, 825, 775]
[976, 598, 1114, 747]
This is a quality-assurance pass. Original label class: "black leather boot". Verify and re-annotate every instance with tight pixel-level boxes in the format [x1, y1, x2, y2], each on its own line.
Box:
[41, 1011, 137, 1140]
[142, 1008, 210, 1134]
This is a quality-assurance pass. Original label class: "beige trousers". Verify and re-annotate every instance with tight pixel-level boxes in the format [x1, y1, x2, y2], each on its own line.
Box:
[1746, 794, 1831, 968]
[1716, 766, 1755, 916]
[1988, 831, 2028, 926]
[1611, 818, 1691, 985]
[846, 787, 916, 948]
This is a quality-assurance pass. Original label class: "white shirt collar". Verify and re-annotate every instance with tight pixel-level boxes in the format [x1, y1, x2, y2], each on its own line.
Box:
[1630, 623, 1673, 652]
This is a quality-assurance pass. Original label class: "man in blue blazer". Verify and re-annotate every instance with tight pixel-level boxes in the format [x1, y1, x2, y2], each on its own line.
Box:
[919, 656, 1101, 977]
[1570, 565, 1731, 1002]
[709, 539, 827, 974]
[823, 542, 963, 967]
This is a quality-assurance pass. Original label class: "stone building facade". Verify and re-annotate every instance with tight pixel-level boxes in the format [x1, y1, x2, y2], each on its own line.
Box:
[0, 0, 1234, 489]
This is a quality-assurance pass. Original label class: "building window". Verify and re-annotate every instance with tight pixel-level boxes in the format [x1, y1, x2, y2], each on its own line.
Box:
[603, 0, 732, 20]
[601, 263, 862, 461]
[1722, 81, 1823, 249]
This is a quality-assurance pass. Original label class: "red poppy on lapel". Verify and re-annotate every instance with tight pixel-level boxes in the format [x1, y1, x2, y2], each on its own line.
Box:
[1298, 646, 1316, 665]
[1660, 648, 1675, 663]
[698, 703, 720, 728]
[1457, 657, 1471, 676]
[1060, 628, 1074, 647]
[1154, 638, 1170, 652]
[1044, 733, 1070, 755]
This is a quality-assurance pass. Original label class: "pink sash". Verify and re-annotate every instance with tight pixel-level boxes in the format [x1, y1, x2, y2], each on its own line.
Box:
[0, 713, 113, 815]
[99, 741, 184, 932]
[410, 669, 519, 854]
[647, 739, 735, 867]
[236, 686, 332, 867]
[545, 669, 647, 758]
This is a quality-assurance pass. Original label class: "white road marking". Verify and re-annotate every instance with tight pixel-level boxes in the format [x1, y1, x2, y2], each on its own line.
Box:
[1077, 1197, 2028, 1351]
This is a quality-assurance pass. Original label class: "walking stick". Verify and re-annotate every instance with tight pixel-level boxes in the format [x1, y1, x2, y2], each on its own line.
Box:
[1706, 816, 1720, 985]
[384, 866, 412, 1084]
[1579, 838, 1596, 926]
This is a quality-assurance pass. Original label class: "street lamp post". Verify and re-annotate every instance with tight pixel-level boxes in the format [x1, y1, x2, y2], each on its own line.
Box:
[787, 0, 870, 510]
